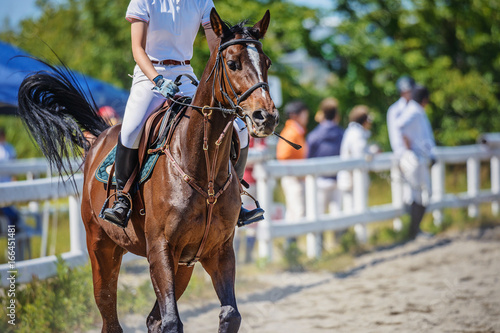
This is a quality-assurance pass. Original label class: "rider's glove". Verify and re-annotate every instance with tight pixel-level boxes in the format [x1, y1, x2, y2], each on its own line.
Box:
[152, 75, 179, 98]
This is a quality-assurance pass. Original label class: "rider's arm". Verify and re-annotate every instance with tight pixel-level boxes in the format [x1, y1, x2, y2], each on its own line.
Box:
[203, 22, 218, 55]
[130, 19, 159, 83]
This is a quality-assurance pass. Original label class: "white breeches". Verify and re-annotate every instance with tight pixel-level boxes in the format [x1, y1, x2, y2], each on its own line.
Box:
[233, 117, 249, 149]
[121, 64, 249, 150]
[316, 177, 341, 215]
[281, 176, 305, 221]
[121, 64, 198, 148]
[400, 150, 431, 205]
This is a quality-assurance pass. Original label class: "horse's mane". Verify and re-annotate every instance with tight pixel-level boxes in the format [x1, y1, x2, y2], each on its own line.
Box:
[222, 20, 261, 41]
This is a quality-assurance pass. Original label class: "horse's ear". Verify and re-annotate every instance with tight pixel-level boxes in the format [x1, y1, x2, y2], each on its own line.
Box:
[210, 8, 230, 38]
[253, 10, 270, 39]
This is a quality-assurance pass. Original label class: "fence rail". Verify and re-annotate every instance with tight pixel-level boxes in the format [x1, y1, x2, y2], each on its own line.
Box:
[0, 142, 499, 285]
[254, 145, 500, 260]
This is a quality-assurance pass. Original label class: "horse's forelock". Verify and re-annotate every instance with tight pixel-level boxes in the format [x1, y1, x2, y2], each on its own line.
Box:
[222, 21, 260, 41]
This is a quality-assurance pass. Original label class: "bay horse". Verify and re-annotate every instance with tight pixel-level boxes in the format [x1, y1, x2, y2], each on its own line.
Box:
[17, 9, 278, 333]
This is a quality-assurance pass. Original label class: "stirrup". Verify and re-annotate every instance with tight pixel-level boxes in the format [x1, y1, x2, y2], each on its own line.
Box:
[237, 211, 264, 227]
[99, 191, 133, 228]
[238, 190, 265, 228]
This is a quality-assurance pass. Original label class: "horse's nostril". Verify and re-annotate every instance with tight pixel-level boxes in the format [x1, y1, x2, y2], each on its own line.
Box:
[252, 110, 265, 121]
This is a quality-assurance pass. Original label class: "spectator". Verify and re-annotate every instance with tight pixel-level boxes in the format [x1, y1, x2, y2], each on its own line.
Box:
[387, 76, 415, 156]
[337, 105, 375, 243]
[338, 105, 374, 210]
[398, 85, 436, 239]
[307, 97, 344, 215]
[277, 100, 309, 223]
[0, 127, 20, 227]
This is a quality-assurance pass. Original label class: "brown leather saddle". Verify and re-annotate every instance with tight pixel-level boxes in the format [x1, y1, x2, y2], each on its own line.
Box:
[136, 98, 240, 177]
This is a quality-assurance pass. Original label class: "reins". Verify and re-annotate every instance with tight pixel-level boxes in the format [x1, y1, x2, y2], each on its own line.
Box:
[157, 38, 267, 266]
[168, 38, 269, 117]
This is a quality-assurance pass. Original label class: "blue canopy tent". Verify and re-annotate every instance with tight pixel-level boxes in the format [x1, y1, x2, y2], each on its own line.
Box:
[0, 41, 129, 116]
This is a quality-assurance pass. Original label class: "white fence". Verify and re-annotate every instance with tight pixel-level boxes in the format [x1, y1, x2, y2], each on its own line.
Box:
[0, 159, 87, 285]
[0, 141, 499, 285]
[254, 143, 500, 260]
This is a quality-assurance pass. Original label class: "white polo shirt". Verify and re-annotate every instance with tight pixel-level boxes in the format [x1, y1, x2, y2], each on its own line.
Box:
[387, 97, 409, 156]
[126, 0, 214, 62]
[397, 100, 436, 160]
[337, 122, 371, 191]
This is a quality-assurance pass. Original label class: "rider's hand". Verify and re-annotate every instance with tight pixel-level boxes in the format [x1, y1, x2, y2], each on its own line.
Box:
[152, 75, 179, 98]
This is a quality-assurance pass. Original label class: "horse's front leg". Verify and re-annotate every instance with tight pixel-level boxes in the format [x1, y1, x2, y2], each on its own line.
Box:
[201, 236, 241, 333]
[147, 237, 183, 333]
[147, 265, 194, 333]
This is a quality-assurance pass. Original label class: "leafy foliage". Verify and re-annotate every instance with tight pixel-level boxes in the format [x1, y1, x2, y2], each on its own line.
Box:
[1, 0, 498, 151]
[309, 0, 500, 147]
[0, 0, 316, 91]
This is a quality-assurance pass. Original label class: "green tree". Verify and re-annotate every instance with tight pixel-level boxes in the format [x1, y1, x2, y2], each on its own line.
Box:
[308, 0, 500, 147]
[0, 0, 320, 155]
[1, 0, 317, 94]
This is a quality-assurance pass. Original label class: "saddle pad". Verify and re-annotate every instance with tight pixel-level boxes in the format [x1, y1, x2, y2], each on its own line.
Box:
[95, 138, 165, 186]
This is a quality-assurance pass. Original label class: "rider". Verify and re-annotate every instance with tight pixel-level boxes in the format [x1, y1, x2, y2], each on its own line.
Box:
[102, 0, 264, 227]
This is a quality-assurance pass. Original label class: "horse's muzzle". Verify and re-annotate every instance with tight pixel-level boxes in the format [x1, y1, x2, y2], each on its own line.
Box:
[250, 109, 279, 137]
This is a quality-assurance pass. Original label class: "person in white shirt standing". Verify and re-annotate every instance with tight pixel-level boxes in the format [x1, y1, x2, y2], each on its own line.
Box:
[103, 0, 259, 227]
[387, 76, 415, 156]
[398, 85, 436, 239]
[337, 105, 374, 242]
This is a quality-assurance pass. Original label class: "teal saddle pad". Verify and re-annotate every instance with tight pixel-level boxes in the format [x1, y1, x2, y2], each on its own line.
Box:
[94, 139, 165, 186]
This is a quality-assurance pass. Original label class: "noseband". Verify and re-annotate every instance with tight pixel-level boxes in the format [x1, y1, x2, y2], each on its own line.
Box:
[207, 38, 270, 112]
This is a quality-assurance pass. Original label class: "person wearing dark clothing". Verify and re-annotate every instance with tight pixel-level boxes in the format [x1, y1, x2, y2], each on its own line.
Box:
[307, 98, 344, 160]
[307, 97, 344, 215]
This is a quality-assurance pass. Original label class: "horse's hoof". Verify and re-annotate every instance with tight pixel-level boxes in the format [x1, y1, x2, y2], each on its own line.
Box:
[219, 305, 241, 333]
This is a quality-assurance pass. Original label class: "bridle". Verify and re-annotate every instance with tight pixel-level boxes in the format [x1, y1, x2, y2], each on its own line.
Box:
[208, 38, 270, 112]
[169, 38, 270, 118]
[157, 37, 271, 267]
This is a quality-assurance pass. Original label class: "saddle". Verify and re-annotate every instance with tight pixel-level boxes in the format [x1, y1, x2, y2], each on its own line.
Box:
[95, 97, 241, 186]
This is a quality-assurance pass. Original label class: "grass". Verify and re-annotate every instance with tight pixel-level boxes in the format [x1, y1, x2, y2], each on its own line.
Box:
[0, 257, 99, 333]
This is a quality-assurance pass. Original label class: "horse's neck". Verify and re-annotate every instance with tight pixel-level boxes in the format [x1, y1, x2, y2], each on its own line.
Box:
[174, 61, 233, 183]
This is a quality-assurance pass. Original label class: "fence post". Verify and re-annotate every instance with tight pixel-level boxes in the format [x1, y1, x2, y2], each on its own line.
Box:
[467, 157, 480, 218]
[491, 155, 500, 216]
[40, 201, 50, 257]
[390, 160, 404, 231]
[40, 165, 52, 257]
[255, 163, 274, 261]
[352, 167, 368, 243]
[69, 195, 86, 254]
[305, 174, 321, 258]
[431, 161, 445, 226]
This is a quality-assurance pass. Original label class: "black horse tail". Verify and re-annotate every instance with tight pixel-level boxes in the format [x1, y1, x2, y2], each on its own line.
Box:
[17, 58, 110, 177]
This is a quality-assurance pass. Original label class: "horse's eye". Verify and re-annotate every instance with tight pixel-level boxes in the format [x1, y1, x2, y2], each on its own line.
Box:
[226, 60, 237, 71]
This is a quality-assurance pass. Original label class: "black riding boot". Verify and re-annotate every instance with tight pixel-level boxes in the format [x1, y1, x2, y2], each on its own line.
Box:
[102, 137, 138, 228]
[408, 202, 426, 240]
[235, 145, 265, 227]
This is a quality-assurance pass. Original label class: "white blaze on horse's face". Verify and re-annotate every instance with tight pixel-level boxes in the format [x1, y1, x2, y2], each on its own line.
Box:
[246, 44, 267, 99]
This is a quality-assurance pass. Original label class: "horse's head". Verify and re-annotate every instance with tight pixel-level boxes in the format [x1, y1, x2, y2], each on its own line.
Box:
[210, 9, 279, 137]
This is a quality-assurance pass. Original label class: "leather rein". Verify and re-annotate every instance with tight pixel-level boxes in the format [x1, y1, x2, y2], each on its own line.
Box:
[158, 38, 268, 266]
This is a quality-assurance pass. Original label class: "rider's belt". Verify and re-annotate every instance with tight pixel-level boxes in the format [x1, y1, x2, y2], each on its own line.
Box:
[151, 59, 190, 66]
